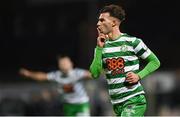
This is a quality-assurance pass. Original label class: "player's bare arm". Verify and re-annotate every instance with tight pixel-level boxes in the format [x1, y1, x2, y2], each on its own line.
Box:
[83, 70, 93, 79]
[19, 68, 48, 81]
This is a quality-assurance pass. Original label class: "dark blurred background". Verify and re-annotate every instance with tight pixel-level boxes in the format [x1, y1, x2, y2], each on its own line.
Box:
[0, 0, 180, 116]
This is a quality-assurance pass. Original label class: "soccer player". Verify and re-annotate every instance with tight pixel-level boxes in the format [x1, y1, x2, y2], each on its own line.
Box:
[20, 55, 91, 116]
[90, 4, 160, 116]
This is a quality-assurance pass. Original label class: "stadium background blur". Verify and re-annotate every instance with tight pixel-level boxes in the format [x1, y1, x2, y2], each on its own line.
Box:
[0, 0, 180, 116]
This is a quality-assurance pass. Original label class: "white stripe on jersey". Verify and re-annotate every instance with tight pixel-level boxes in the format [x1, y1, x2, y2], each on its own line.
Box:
[109, 83, 141, 95]
[140, 49, 151, 59]
[134, 40, 144, 53]
[111, 91, 145, 104]
[102, 46, 134, 54]
[107, 77, 126, 85]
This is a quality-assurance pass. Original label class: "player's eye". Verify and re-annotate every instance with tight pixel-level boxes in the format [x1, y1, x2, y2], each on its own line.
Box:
[99, 18, 105, 22]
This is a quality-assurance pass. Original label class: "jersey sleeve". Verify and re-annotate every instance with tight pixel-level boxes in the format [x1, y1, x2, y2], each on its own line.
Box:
[47, 71, 58, 81]
[89, 46, 103, 79]
[74, 68, 87, 80]
[132, 38, 160, 79]
[132, 38, 152, 59]
[137, 52, 160, 79]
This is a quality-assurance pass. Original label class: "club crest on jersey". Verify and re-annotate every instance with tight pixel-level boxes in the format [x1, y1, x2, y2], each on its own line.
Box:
[120, 45, 128, 52]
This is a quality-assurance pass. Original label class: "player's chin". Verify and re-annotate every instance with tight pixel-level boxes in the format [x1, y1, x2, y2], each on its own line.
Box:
[97, 27, 104, 33]
[103, 29, 111, 35]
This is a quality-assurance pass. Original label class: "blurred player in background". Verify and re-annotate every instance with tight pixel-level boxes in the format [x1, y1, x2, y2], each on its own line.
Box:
[20, 55, 92, 116]
[90, 4, 160, 116]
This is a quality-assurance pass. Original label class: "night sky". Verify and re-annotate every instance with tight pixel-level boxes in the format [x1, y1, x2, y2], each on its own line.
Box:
[0, 0, 180, 82]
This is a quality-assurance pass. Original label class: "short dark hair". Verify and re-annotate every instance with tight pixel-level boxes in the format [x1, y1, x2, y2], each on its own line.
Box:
[99, 4, 125, 21]
[56, 54, 70, 61]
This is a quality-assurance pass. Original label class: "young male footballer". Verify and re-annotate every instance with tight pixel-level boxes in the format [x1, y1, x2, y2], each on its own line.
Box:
[90, 4, 160, 116]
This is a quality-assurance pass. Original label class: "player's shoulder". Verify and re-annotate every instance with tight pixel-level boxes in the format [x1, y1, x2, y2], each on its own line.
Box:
[122, 33, 142, 42]
[48, 70, 61, 75]
[72, 68, 87, 76]
[47, 70, 62, 80]
[73, 68, 86, 72]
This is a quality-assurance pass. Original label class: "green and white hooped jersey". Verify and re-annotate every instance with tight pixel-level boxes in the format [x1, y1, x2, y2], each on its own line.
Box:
[102, 33, 152, 105]
[47, 68, 89, 104]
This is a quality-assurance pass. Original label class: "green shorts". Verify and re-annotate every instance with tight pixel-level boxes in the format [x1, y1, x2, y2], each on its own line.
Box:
[63, 102, 90, 116]
[113, 95, 147, 116]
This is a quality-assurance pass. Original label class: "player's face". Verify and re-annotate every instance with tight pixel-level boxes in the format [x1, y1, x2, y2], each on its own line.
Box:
[58, 57, 73, 73]
[97, 12, 113, 34]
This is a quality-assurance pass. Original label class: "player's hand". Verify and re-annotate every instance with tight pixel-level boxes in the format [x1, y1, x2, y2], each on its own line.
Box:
[125, 72, 140, 84]
[19, 68, 31, 77]
[97, 28, 108, 48]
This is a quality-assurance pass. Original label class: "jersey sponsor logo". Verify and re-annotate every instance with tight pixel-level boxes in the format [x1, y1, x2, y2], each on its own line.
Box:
[106, 57, 125, 75]
[63, 84, 74, 93]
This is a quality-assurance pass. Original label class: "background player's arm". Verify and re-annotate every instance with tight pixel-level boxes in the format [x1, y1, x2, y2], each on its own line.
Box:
[19, 68, 48, 81]
[83, 70, 92, 79]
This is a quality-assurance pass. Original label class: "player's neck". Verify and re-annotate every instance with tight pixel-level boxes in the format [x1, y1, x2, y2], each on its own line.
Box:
[61, 68, 72, 75]
[108, 27, 122, 40]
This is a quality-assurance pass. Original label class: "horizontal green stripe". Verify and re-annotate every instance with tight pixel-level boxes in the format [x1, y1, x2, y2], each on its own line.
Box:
[106, 73, 126, 79]
[102, 51, 135, 58]
[110, 86, 144, 100]
[108, 82, 125, 89]
[136, 48, 146, 57]
[105, 70, 139, 79]
[125, 59, 139, 66]
[132, 39, 141, 49]
[104, 41, 132, 48]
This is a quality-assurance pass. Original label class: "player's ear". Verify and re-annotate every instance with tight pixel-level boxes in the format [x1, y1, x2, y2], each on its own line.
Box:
[112, 20, 116, 27]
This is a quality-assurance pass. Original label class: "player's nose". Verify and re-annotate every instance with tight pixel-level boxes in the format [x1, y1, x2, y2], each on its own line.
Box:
[97, 21, 101, 27]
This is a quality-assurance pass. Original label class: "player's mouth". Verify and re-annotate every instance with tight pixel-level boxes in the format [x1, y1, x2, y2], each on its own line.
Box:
[97, 27, 103, 33]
